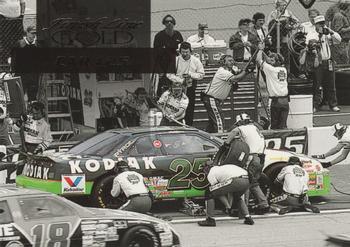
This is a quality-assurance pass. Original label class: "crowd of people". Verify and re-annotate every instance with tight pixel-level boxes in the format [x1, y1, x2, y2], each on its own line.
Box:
[152, 0, 350, 132]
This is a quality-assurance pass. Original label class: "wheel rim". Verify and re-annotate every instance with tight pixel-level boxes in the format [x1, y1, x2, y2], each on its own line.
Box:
[128, 232, 155, 247]
[97, 177, 126, 208]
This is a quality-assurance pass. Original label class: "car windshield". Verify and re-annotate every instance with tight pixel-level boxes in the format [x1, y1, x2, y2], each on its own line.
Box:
[69, 132, 128, 156]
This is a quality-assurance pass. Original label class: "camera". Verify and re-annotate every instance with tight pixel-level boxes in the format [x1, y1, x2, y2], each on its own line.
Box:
[322, 27, 330, 35]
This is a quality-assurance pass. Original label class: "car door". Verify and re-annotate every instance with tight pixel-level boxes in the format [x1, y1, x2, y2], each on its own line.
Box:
[15, 196, 82, 247]
[156, 133, 219, 192]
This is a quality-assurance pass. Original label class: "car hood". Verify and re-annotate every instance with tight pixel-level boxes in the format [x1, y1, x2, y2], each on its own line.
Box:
[85, 207, 166, 224]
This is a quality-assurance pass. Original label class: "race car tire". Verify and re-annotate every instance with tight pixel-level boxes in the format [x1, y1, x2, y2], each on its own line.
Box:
[120, 226, 160, 247]
[263, 162, 288, 195]
[91, 175, 127, 209]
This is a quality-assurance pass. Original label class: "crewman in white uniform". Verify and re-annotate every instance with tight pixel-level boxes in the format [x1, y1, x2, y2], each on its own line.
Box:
[198, 163, 254, 227]
[270, 156, 320, 215]
[157, 82, 189, 126]
[13, 101, 52, 154]
[312, 123, 350, 167]
[111, 160, 152, 213]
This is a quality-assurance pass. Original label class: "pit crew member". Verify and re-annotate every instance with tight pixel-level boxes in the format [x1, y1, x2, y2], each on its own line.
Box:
[157, 82, 189, 126]
[198, 162, 254, 227]
[201, 55, 248, 133]
[13, 101, 52, 154]
[111, 160, 153, 214]
[226, 113, 270, 215]
[312, 123, 350, 167]
[270, 156, 320, 215]
[256, 42, 289, 129]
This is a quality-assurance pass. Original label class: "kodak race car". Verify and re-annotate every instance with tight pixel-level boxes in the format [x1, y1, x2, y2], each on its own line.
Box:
[0, 184, 181, 247]
[16, 127, 330, 208]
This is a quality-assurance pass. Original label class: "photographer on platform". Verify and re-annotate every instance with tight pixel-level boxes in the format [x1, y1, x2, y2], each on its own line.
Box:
[299, 39, 323, 112]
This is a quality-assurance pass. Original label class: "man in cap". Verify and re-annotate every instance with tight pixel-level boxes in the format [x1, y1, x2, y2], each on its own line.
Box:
[111, 160, 153, 213]
[229, 18, 259, 63]
[306, 15, 342, 112]
[312, 123, 350, 167]
[301, 9, 320, 35]
[267, 0, 299, 26]
[13, 101, 52, 154]
[201, 55, 248, 133]
[187, 23, 216, 45]
[270, 156, 320, 215]
[157, 81, 189, 126]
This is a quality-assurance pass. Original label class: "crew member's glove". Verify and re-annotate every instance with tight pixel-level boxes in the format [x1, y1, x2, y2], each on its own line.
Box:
[311, 154, 325, 159]
[33, 146, 43, 155]
[320, 162, 332, 168]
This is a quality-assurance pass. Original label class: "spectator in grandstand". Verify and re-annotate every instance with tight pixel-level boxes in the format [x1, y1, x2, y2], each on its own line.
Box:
[229, 19, 259, 63]
[256, 43, 289, 129]
[301, 9, 320, 35]
[299, 39, 323, 113]
[187, 23, 215, 45]
[16, 25, 39, 103]
[166, 42, 204, 126]
[251, 12, 271, 123]
[153, 15, 184, 97]
[267, 0, 299, 26]
[331, 2, 350, 64]
[0, 0, 25, 64]
[306, 15, 342, 112]
[201, 55, 248, 133]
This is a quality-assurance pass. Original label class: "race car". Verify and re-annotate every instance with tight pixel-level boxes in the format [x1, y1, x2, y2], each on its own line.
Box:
[0, 184, 181, 247]
[16, 126, 330, 208]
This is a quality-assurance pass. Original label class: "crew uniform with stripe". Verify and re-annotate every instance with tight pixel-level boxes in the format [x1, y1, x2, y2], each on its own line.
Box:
[157, 90, 189, 125]
[202, 67, 238, 133]
[111, 170, 152, 213]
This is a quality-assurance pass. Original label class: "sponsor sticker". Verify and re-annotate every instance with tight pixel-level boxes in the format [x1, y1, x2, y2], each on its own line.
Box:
[62, 174, 86, 194]
[153, 140, 162, 148]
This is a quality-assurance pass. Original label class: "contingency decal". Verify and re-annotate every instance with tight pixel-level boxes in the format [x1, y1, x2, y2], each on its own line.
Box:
[153, 140, 162, 148]
[144, 177, 170, 198]
[80, 219, 126, 245]
[62, 174, 86, 194]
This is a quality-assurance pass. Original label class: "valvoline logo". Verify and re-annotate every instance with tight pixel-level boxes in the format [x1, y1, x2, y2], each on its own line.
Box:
[62, 175, 85, 194]
[64, 176, 83, 187]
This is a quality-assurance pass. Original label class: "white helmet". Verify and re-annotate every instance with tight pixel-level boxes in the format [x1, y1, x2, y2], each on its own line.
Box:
[235, 112, 251, 126]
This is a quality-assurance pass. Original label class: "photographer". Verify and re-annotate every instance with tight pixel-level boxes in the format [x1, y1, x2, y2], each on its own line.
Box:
[306, 15, 341, 112]
[299, 39, 323, 112]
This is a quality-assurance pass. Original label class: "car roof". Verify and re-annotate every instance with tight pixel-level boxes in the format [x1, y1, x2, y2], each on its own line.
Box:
[0, 184, 51, 198]
[106, 126, 202, 135]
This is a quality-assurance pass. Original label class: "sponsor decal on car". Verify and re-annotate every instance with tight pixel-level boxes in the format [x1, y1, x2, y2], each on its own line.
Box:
[22, 164, 50, 180]
[62, 175, 86, 194]
[0, 224, 20, 242]
[68, 157, 157, 173]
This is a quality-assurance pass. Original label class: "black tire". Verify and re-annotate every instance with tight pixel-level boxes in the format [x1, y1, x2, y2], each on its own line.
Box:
[120, 226, 160, 247]
[215, 145, 232, 165]
[263, 162, 288, 195]
[90, 175, 127, 208]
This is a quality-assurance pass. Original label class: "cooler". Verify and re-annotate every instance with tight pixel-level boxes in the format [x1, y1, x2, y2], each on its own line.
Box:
[204, 40, 227, 66]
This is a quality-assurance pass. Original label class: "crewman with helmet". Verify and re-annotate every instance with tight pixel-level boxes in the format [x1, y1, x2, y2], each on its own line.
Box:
[157, 81, 189, 126]
[270, 156, 320, 215]
[312, 123, 350, 167]
[13, 101, 52, 154]
[111, 160, 153, 213]
[226, 112, 270, 215]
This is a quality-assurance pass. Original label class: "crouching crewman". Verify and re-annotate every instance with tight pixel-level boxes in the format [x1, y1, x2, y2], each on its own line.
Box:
[111, 160, 153, 213]
[270, 156, 320, 215]
[198, 162, 254, 227]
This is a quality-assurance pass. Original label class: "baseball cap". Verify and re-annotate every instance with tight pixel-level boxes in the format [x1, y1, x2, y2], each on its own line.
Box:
[314, 15, 326, 24]
[198, 23, 208, 29]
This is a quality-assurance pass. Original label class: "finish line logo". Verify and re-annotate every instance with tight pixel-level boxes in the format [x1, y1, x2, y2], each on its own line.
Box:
[62, 175, 85, 194]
